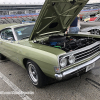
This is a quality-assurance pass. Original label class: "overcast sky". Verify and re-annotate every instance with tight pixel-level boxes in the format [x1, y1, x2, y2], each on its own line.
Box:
[0, 0, 100, 4]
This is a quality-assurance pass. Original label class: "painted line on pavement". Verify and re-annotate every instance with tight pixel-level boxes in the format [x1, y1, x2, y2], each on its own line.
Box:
[0, 72, 33, 100]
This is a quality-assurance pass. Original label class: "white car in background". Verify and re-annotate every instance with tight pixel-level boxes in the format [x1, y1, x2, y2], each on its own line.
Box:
[81, 17, 100, 35]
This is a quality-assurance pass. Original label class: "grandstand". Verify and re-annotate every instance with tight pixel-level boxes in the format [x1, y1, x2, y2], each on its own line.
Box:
[1, 3, 100, 24]
[0, 4, 41, 24]
[0, 4, 42, 15]
[80, 3, 100, 16]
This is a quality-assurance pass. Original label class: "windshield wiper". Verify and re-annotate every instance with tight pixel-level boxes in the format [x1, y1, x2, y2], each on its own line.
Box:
[21, 36, 29, 40]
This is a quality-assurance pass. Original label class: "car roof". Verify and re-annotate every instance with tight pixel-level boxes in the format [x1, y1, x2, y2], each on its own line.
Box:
[0, 23, 17, 30]
[0, 23, 35, 30]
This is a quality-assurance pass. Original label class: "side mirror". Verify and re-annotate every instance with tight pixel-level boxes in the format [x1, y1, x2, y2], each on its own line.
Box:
[7, 37, 13, 42]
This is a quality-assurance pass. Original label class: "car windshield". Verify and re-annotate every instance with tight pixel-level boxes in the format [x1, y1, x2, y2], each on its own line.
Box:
[14, 25, 34, 40]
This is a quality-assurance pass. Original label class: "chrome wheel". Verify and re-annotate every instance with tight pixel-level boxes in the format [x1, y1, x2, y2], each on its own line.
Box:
[94, 29, 100, 35]
[26, 60, 47, 88]
[28, 62, 38, 85]
[90, 29, 100, 35]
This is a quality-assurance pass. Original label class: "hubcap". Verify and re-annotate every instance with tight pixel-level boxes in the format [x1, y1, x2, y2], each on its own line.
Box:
[28, 63, 38, 85]
[91, 29, 99, 35]
[94, 29, 99, 35]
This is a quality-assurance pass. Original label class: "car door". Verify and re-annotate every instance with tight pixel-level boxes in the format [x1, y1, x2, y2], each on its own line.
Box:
[0, 28, 18, 62]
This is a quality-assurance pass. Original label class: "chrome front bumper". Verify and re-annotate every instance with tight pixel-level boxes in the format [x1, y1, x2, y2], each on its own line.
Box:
[55, 55, 100, 80]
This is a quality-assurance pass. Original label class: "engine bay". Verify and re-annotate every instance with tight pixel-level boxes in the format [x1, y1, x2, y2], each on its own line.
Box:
[37, 35, 97, 52]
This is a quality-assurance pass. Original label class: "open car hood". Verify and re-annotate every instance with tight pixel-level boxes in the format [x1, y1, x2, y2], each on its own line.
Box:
[29, 0, 89, 40]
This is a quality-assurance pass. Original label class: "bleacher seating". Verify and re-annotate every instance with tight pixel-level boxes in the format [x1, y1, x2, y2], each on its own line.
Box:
[0, 13, 39, 24]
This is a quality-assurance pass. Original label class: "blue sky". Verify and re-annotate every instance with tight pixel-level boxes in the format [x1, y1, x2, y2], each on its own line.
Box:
[0, 0, 99, 4]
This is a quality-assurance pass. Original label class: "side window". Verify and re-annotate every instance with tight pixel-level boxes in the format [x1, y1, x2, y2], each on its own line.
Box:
[1, 29, 15, 40]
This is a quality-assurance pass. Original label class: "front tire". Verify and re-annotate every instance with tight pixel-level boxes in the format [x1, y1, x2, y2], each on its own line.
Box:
[26, 60, 47, 88]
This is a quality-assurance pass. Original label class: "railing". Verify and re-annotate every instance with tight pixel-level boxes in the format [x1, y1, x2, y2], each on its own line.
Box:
[0, 13, 39, 24]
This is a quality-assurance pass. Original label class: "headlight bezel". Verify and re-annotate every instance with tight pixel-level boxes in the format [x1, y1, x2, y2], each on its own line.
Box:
[59, 57, 67, 68]
[68, 55, 76, 64]
[59, 54, 76, 69]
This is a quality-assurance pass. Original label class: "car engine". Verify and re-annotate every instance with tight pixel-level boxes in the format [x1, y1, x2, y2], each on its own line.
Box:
[38, 35, 97, 52]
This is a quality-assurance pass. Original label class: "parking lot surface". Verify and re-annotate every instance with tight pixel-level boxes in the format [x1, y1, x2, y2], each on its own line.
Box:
[0, 59, 100, 100]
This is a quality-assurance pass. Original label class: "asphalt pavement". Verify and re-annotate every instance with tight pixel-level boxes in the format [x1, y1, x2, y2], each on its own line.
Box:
[0, 59, 100, 100]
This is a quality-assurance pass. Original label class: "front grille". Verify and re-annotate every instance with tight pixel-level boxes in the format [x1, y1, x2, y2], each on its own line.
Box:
[75, 45, 100, 62]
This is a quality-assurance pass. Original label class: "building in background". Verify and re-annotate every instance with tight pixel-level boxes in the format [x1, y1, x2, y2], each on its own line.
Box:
[0, 2, 100, 16]
[0, 4, 42, 15]
[80, 3, 100, 17]
[0, 1, 100, 24]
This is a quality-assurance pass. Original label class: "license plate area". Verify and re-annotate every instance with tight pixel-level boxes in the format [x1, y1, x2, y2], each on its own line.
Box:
[86, 62, 95, 72]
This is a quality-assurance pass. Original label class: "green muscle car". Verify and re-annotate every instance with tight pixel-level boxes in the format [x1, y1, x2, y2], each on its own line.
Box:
[1, 0, 100, 88]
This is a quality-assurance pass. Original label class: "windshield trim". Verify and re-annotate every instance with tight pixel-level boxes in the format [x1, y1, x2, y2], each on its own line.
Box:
[14, 24, 34, 40]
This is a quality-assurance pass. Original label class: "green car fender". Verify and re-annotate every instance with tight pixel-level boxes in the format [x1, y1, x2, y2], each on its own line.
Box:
[13, 40, 66, 78]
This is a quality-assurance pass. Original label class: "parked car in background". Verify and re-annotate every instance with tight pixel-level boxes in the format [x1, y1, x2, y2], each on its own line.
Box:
[1, 0, 100, 88]
[83, 15, 98, 22]
[22, 20, 35, 24]
[83, 16, 90, 22]
[81, 17, 100, 34]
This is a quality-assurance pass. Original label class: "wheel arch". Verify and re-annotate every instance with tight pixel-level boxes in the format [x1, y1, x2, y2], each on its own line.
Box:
[23, 58, 48, 87]
[23, 58, 56, 79]
[23, 58, 41, 70]
[23, 58, 29, 69]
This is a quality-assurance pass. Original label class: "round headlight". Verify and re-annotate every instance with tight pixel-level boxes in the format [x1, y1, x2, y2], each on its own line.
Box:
[60, 58, 67, 68]
[69, 55, 75, 64]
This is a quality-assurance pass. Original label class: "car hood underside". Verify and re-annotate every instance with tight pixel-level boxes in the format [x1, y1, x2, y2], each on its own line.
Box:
[29, 0, 89, 40]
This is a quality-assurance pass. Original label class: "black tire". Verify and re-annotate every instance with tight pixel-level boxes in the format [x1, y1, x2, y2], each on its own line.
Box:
[26, 60, 47, 88]
[0, 53, 6, 60]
